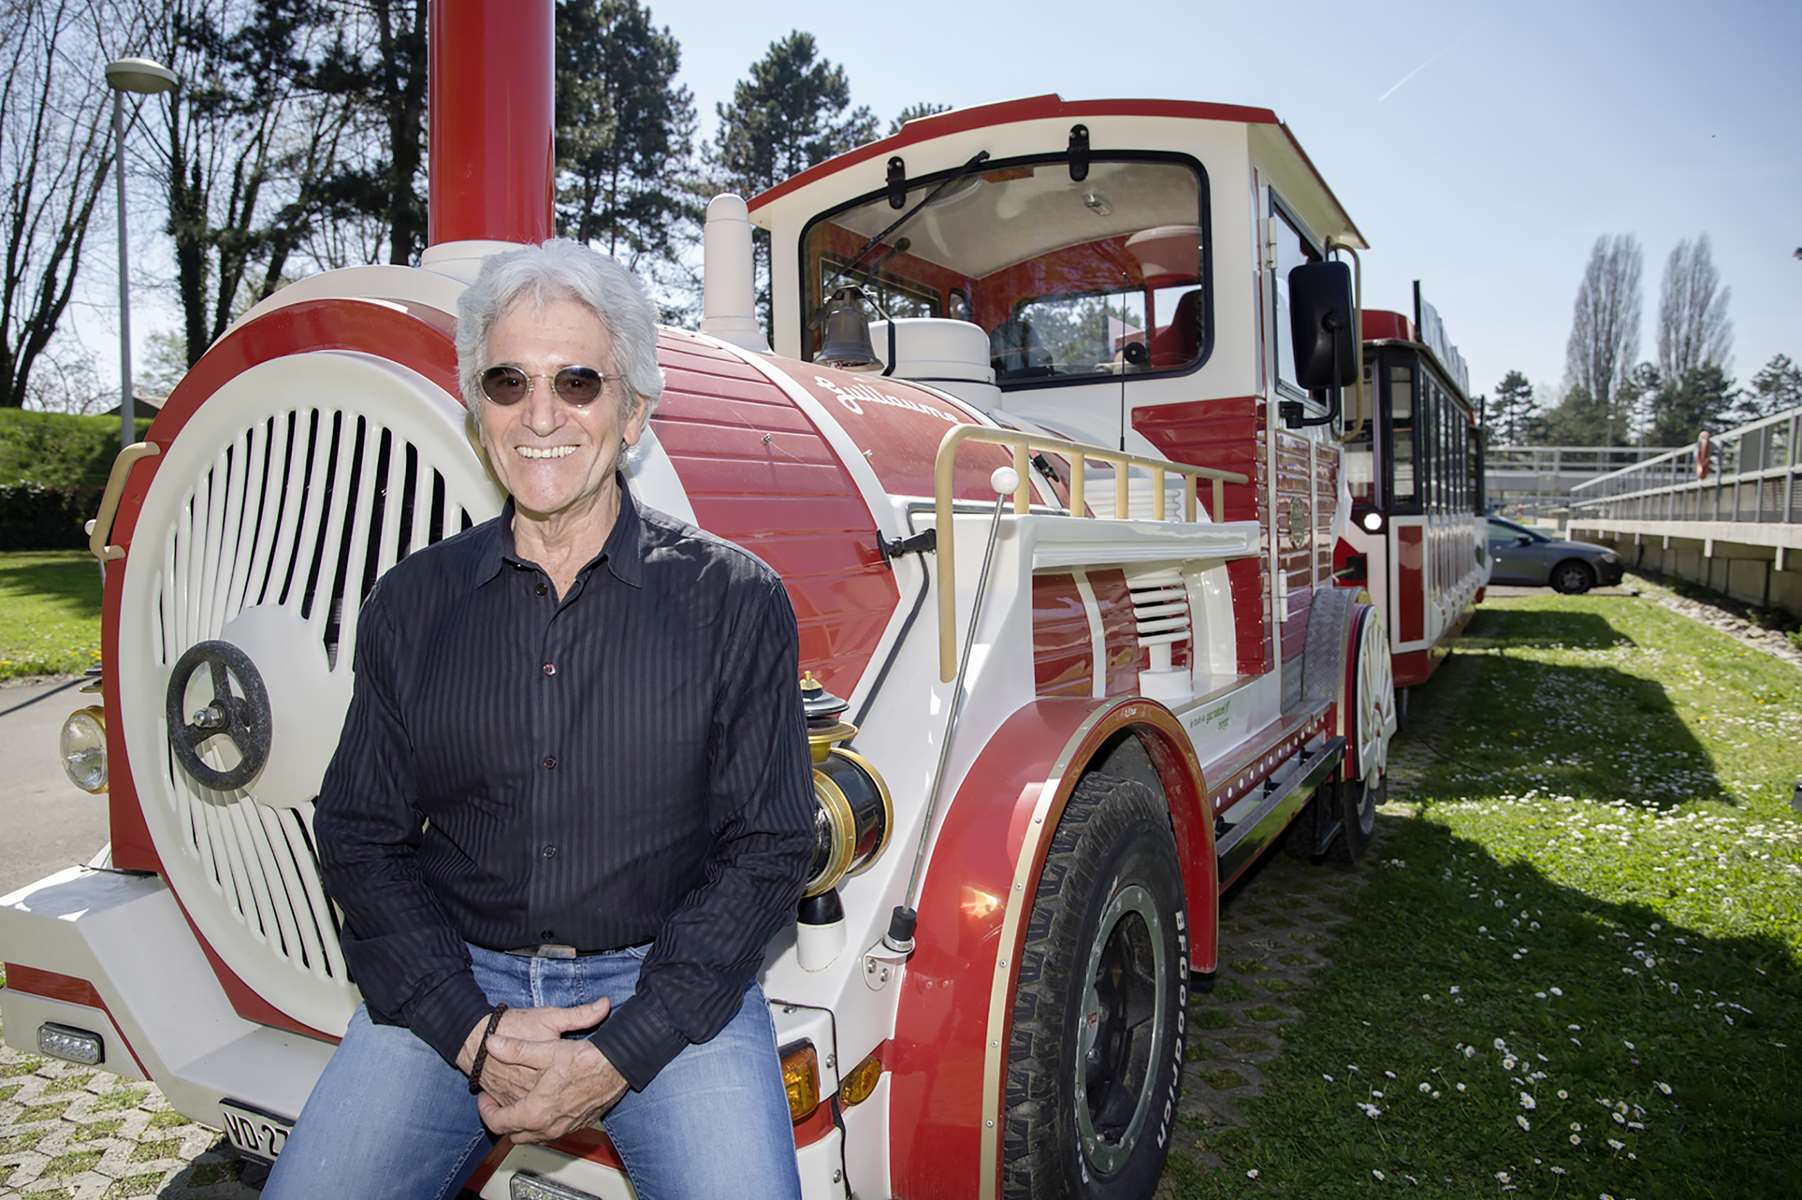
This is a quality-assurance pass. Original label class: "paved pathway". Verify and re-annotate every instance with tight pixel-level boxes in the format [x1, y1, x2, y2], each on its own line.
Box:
[0, 677, 112, 899]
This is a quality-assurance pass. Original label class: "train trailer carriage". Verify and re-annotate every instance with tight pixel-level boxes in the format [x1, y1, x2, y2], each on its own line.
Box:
[0, 7, 1398, 1200]
[1336, 285, 1490, 695]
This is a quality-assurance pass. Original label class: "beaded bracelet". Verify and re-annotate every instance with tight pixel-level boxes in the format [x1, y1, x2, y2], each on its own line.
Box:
[467, 1003, 509, 1095]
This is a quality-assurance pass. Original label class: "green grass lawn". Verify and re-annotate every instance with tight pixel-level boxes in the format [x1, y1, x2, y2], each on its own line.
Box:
[0, 551, 102, 680]
[1172, 594, 1802, 1199]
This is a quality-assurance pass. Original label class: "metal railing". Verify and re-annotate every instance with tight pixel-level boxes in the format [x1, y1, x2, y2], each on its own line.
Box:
[1569, 405, 1802, 525]
[1486, 444, 1680, 477]
[931, 425, 1247, 681]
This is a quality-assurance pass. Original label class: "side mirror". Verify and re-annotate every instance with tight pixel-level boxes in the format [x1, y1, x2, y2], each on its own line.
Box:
[1516, 535, 1532, 547]
[1280, 260, 1355, 430]
[1287, 260, 1356, 389]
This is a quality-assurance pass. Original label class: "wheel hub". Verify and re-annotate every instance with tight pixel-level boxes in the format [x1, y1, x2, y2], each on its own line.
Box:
[1073, 883, 1167, 1177]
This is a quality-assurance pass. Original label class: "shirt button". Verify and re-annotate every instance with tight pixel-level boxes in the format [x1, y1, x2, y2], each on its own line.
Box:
[542, 662, 557, 677]
[541, 844, 558, 859]
[540, 928, 555, 940]
[535, 582, 547, 596]
[542, 755, 557, 770]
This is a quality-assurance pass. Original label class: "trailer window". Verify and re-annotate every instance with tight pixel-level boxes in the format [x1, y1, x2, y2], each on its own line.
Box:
[799, 155, 1210, 387]
[1346, 355, 1379, 507]
[1388, 363, 1418, 512]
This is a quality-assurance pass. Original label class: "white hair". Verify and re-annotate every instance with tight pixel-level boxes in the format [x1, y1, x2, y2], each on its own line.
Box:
[455, 238, 665, 419]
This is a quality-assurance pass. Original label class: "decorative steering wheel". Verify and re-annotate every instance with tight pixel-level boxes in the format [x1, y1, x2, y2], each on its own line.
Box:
[165, 640, 272, 792]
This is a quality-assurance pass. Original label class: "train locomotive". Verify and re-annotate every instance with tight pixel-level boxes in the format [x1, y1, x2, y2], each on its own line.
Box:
[3, 4, 1398, 1197]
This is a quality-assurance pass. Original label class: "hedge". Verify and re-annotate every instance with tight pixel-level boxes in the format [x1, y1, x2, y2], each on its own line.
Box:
[0, 482, 102, 550]
[0, 409, 152, 550]
[0, 408, 154, 488]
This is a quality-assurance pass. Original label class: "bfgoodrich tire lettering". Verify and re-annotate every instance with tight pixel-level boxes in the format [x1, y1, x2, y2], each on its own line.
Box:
[1002, 773, 1187, 1200]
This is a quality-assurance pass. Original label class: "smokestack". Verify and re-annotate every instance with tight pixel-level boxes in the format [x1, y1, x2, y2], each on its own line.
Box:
[699, 194, 769, 353]
[426, 0, 554, 251]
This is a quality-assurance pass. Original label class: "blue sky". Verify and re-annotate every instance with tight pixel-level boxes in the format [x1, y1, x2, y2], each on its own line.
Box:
[654, 0, 1801, 410]
[86, 0, 1798, 423]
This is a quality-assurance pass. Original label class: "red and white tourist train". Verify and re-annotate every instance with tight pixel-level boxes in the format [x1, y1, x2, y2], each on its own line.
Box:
[2, 4, 1400, 1197]
[1337, 286, 1489, 696]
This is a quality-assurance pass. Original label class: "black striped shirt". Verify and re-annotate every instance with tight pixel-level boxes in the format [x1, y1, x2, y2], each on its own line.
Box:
[314, 480, 814, 1090]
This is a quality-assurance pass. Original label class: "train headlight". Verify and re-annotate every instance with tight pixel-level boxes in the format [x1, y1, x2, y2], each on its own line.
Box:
[800, 674, 892, 898]
[60, 705, 108, 794]
[1361, 511, 1384, 533]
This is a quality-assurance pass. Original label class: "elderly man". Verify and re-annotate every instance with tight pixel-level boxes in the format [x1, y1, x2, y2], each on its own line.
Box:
[263, 240, 814, 1199]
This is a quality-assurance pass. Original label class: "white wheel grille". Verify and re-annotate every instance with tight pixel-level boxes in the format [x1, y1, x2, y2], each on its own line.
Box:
[120, 352, 501, 1033]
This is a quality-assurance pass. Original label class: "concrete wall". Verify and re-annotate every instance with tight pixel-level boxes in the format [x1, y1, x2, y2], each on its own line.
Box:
[1597, 532, 1802, 619]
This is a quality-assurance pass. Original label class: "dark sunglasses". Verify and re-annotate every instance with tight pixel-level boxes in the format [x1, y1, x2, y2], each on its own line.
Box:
[479, 364, 608, 407]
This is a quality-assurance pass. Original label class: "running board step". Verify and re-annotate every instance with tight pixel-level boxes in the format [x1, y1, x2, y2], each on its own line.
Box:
[1215, 737, 1345, 885]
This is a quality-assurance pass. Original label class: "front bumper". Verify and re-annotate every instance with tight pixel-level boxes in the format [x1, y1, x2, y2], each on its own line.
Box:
[1596, 558, 1624, 586]
[1, 866, 335, 1123]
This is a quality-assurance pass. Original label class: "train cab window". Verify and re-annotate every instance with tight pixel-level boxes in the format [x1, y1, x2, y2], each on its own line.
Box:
[1271, 202, 1322, 402]
[1389, 363, 1418, 511]
[799, 156, 1210, 386]
[817, 257, 940, 320]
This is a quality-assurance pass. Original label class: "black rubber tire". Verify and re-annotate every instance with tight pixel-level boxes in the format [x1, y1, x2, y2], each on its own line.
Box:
[1002, 774, 1188, 1200]
[1328, 770, 1384, 864]
[1550, 559, 1596, 595]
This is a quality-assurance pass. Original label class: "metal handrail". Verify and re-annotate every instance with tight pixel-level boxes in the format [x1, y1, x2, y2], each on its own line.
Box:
[930, 424, 1247, 681]
[1568, 404, 1802, 525]
[89, 441, 162, 562]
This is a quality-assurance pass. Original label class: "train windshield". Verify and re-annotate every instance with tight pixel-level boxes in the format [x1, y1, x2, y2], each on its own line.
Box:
[800, 157, 1209, 386]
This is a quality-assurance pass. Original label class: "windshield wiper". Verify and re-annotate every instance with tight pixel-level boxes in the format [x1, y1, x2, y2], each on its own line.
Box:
[819, 150, 992, 297]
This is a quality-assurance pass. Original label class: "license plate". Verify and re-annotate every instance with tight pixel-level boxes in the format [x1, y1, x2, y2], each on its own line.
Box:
[220, 1098, 292, 1164]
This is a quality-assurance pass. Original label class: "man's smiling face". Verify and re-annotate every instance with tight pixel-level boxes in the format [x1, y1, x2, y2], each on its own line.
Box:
[476, 294, 646, 521]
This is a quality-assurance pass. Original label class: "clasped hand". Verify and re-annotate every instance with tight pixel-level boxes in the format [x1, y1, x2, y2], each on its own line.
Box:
[458, 999, 629, 1143]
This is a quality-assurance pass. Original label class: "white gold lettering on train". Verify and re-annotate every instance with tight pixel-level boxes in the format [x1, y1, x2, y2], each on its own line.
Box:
[813, 376, 958, 423]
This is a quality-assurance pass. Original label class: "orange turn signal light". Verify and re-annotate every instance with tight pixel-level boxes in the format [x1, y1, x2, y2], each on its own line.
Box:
[841, 1050, 882, 1107]
[780, 1041, 820, 1121]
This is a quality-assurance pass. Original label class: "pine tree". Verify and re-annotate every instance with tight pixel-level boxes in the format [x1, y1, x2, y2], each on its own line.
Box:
[1489, 370, 1538, 444]
[1645, 364, 1737, 445]
[555, 0, 700, 317]
[1619, 362, 1663, 444]
[888, 102, 950, 136]
[712, 32, 879, 338]
[1540, 385, 1611, 446]
[1736, 354, 1802, 424]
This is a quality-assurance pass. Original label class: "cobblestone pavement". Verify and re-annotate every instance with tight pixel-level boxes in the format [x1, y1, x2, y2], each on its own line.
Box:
[1, 812, 1413, 1199]
[1152, 828, 1376, 1193]
[0, 1047, 266, 1199]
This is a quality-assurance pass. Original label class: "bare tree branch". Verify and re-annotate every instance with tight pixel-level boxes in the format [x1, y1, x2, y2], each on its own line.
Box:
[0, 0, 128, 408]
[1657, 233, 1732, 378]
[1563, 233, 1643, 446]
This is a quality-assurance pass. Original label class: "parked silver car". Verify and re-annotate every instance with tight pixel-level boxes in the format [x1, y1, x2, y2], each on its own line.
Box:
[1485, 516, 1623, 594]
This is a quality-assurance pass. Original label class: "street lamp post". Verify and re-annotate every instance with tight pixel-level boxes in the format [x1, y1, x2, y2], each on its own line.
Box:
[103, 57, 177, 448]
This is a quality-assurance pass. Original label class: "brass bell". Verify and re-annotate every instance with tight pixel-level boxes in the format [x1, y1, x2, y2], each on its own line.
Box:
[816, 286, 881, 371]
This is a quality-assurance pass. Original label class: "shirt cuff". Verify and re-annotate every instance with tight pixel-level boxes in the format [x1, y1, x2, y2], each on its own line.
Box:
[588, 992, 689, 1091]
[403, 969, 494, 1070]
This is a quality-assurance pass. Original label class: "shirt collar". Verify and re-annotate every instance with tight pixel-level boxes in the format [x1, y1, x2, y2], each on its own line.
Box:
[473, 475, 647, 591]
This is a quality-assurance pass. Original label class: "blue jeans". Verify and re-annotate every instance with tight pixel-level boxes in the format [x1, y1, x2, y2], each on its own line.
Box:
[263, 944, 802, 1200]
